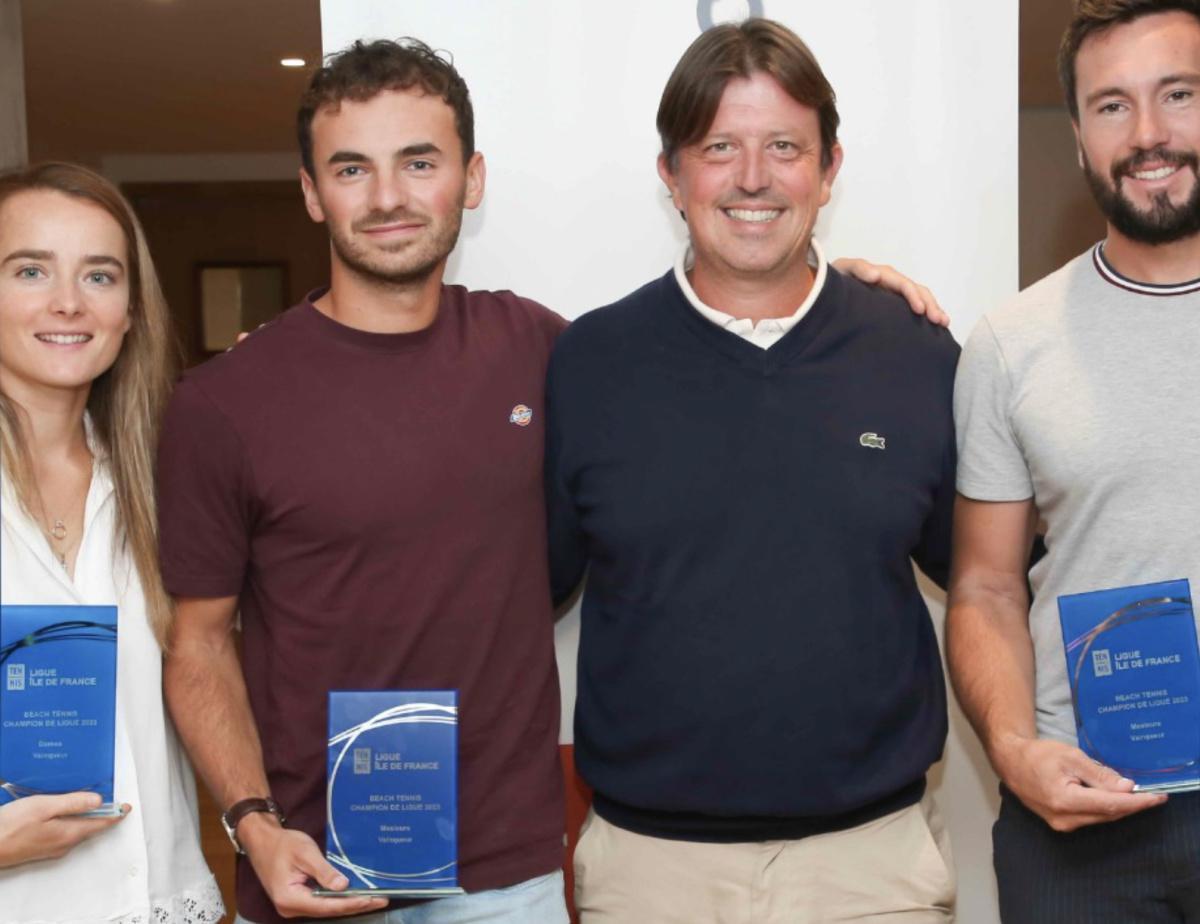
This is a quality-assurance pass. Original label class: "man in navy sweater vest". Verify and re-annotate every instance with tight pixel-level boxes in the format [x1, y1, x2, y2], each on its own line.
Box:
[546, 20, 960, 923]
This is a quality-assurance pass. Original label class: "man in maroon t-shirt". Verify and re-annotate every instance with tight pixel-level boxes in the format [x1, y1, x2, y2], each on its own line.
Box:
[157, 32, 946, 924]
[157, 40, 569, 924]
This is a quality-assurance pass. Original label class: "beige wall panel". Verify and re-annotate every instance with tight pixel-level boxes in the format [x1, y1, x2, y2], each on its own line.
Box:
[0, 0, 28, 170]
[1019, 107, 1107, 288]
[123, 181, 328, 368]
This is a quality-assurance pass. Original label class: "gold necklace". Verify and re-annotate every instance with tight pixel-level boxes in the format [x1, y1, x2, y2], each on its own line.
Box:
[46, 517, 70, 567]
[37, 477, 89, 572]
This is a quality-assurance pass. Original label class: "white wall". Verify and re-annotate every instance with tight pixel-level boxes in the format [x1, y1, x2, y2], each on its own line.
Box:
[321, 3, 1018, 922]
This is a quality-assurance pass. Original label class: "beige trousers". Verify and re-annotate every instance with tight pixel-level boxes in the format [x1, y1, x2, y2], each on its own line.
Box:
[574, 794, 955, 924]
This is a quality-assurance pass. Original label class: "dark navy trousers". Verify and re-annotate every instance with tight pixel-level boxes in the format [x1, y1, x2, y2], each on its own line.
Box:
[994, 787, 1200, 922]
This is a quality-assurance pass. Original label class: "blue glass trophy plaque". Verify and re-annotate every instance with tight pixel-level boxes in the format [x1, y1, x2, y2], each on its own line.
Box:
[1059, 579, 1200, 793]
[317, 690, 464, 897]
[0, 605, 119, 815]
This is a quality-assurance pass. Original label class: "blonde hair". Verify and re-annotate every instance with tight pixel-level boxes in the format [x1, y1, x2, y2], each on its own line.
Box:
[0, 162, 178, 647]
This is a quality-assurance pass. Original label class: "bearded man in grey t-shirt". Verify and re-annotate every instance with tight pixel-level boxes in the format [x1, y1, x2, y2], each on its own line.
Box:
[949, 2, 1200, 921]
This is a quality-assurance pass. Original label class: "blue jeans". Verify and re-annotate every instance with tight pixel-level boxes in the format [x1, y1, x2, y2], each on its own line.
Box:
[235, 871, 568, 924]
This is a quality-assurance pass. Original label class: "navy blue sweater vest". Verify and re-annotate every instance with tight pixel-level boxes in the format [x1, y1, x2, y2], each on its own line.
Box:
[546, 268, 958, 840]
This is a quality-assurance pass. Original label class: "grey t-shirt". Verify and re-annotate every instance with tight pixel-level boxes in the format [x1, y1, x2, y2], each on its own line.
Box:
[954, 244, 1200, 744]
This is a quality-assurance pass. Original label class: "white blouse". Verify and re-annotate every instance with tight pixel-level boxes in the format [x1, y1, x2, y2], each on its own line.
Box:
[0, 446, 223, 924]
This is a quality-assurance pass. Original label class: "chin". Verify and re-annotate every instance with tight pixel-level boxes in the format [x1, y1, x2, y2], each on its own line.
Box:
[38, 364, 104, 390]
[729, 253, 791, 275]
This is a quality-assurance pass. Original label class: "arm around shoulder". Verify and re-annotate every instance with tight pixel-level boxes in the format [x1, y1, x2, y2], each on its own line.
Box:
[832, 257, 950, 326]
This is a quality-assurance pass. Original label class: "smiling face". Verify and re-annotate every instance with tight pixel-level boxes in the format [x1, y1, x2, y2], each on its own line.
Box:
[300, 87, 485, 288]
[1074, 10, 1200, 245]
[658, 71, 842, 298]
[0, 189, 132, 408]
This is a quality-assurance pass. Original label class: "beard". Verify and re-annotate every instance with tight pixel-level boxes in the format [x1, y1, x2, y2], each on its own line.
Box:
[328, 196, 466, 287]
[1083, 146, 1200, 245]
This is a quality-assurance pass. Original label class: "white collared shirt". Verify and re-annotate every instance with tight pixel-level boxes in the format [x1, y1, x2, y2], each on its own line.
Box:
[673, 238, 829, 349]
[0, 439, 222, 924]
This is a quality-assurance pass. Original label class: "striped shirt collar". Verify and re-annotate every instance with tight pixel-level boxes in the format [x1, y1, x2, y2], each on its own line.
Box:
[1092, 241, 1200, 296]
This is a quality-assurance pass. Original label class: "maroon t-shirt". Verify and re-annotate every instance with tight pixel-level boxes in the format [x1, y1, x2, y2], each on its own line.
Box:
[158, 287, 567, 923]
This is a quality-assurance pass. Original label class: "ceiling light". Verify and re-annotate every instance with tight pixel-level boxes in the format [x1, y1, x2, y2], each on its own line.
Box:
[280, 58, 307, 68]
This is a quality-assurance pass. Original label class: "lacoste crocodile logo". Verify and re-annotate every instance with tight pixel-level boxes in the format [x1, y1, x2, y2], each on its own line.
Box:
[859, 432, 886, 450]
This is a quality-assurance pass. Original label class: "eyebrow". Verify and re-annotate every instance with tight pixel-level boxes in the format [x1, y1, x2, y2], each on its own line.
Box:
[1085, 73, 1200, 107]
[327, 150, 369, 165]
[2, 249, 124, 269]
[2, 249, 53, 264]
[82, 255, 124, 269]
[326, 142, 443, 166]
[398, 142, 441, 158]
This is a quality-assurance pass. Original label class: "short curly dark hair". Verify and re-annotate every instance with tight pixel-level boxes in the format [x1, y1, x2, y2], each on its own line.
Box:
[1059, 0, 1200, 120]
[297, 38, 475, 177]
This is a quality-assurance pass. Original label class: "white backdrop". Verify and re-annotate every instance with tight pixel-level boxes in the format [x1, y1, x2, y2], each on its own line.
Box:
[321, 3, 1018, 921]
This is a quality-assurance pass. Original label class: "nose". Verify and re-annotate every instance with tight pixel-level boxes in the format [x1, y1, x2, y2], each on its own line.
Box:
[1131, 103, 1170, 152]
[736, 147, 770, 195]
[368, 168, 409, 214]
[51, 278, 84, 317]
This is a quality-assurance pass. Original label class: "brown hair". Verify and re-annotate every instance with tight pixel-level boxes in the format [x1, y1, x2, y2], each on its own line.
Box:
[0, 163, 178, 647]
[657, 18, 840, 170]
[297, 38, 475, 176]
[1060, 0, 1200, 119]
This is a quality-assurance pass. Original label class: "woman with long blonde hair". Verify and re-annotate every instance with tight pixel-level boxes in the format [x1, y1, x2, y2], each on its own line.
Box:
[0, 163, 222, 922]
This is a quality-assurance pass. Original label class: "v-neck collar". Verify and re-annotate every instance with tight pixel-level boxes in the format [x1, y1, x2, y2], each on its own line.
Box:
[1, 416, 115, 596]
[659, 266, 841, 372]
